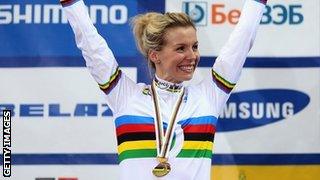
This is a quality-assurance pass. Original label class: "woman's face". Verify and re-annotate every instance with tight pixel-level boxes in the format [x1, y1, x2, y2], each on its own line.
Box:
[151, 26, 200, 83]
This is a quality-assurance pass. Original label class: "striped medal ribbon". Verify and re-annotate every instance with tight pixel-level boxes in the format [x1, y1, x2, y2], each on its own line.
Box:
[150, 80, 185, 177]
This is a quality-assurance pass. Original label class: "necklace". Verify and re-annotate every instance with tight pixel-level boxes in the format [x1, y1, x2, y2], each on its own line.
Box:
[150, 80, 185, 177]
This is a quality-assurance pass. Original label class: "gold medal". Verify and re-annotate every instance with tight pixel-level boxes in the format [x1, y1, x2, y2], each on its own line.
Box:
[152, 162, 171, 177]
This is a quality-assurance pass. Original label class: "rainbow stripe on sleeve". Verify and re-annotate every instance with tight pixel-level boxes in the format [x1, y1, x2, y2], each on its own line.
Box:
[115, 115, 217, 163]
[99, 67, 122, 95]
[211, 69, 236, 94]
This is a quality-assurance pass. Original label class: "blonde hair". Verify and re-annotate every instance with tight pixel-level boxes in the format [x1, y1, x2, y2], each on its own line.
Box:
[131, 12, 195, 70]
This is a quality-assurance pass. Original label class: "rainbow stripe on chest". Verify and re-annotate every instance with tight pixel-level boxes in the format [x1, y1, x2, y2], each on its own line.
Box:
[115, 115, 217, 162]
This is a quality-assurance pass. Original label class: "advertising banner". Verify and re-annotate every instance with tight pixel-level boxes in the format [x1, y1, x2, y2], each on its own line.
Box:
[166, 0, 320, 57]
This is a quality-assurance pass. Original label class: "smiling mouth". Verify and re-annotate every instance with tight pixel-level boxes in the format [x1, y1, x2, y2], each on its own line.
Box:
[178, 65, 195, 73]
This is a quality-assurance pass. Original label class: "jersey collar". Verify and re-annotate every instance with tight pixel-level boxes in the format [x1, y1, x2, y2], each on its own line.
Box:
[153, 75, 183, 93]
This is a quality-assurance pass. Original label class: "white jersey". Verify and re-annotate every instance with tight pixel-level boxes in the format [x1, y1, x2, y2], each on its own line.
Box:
[61, 0, 266, 179]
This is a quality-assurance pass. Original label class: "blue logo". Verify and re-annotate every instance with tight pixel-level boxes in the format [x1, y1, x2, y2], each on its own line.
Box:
[0, 103, 113, 117]
[182, 1, 207, 26]
[218, 89, 310, 132]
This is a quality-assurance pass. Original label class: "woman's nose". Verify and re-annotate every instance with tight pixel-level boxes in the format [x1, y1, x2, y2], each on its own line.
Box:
[186, 48, 197, 60]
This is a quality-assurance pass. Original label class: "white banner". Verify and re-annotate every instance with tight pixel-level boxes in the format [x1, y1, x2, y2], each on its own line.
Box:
[1, 67, 319, 154]
[190, 67, 320, 153]
[166, 0, 320, 57]
[0, 68, 137, 153]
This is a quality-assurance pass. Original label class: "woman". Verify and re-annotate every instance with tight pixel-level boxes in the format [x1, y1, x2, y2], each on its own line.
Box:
[60, 0, 267, 179]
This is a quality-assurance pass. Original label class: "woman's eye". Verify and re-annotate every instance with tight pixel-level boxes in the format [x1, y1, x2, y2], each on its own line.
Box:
[176, 46, 184, 51]
[193, 44, 198, 50]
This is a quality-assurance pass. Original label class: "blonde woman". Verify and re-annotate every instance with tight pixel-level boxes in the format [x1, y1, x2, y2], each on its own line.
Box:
[60, 0, 267, 179]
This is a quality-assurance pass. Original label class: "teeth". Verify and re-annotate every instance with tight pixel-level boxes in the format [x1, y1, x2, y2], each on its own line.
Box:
[179, 65, 194, 72]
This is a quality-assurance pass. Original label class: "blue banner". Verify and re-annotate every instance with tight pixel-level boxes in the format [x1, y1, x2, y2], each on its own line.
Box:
[0, 0, 163, 58]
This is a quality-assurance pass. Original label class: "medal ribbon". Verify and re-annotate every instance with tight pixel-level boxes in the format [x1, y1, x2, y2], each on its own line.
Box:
[151, 80, 185, 160]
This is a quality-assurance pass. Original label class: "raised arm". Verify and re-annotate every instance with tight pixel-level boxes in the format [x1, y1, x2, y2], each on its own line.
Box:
[60, 0, 137, 114]
[212, 0, 267, 93]
[199, 0, 267, 116]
